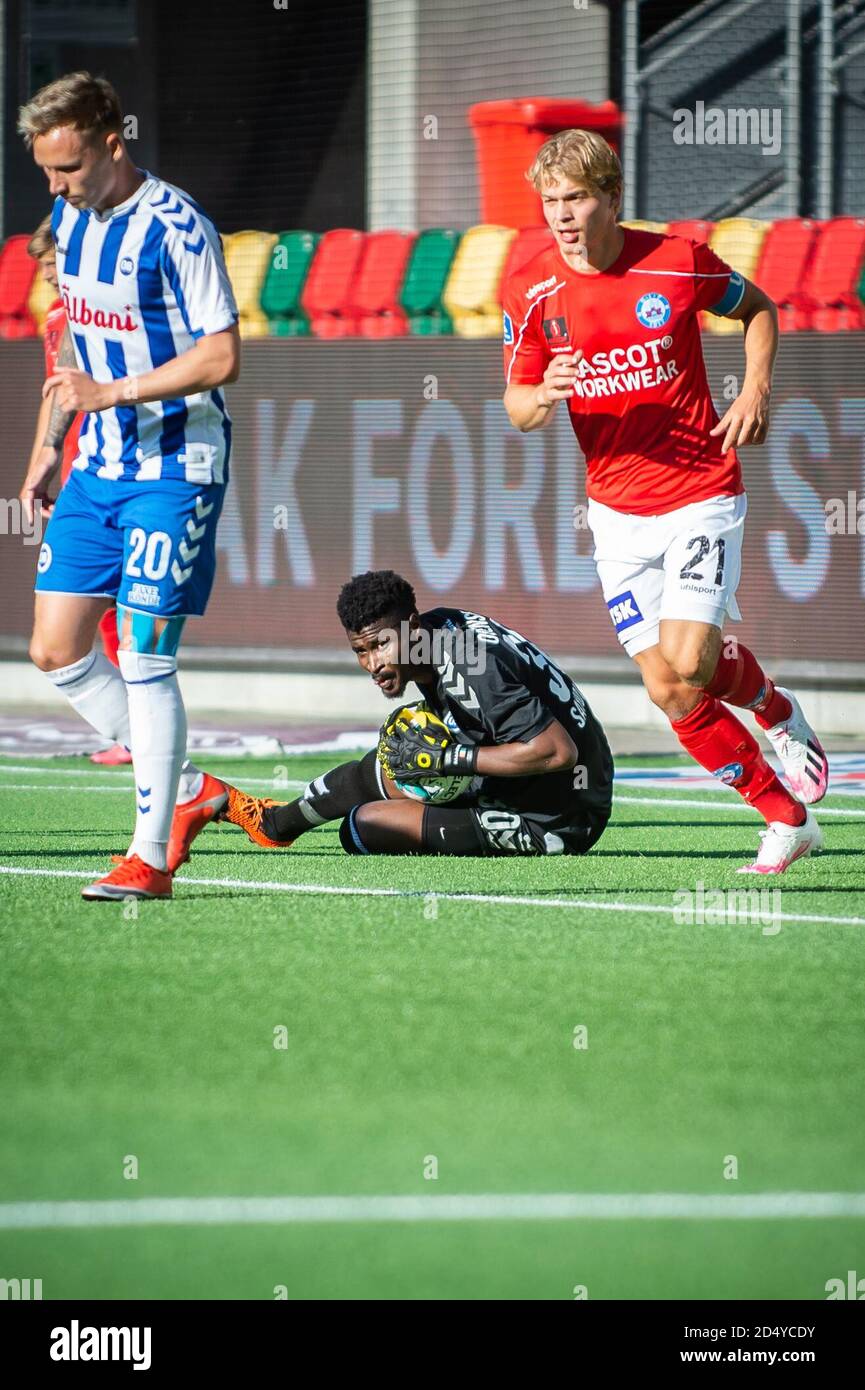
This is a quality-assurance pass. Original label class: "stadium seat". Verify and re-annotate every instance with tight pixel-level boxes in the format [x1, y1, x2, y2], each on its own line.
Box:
[667, 219, 714, 243]
[803, 217, 865, 331]
[351, 230, 415, 338]
[0, 235, 38, 338]
[399, 229, 461, 335]
[223, 230, 277, 338]
[704, 218, 769, 334]
[443, 224, 516, 337]
[260, 231, 319, 336]
[753, 219, 820, 332]
[28, 268, 58, 336]
[300, 228, 367, 338]
[620, 219, 669, 233]
[501, 225, 556, 282]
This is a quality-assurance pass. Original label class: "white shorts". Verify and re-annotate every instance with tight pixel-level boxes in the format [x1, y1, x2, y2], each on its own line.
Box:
[588, 492, 747, 657]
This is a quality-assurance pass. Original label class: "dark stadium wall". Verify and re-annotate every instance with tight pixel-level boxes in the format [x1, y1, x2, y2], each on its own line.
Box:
[3, 0, 159, 238]
[153, 0, 367, 233]
[3, 0, 366, 238]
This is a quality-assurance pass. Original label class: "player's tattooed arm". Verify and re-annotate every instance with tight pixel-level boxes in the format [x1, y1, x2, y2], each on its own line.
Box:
[43, 325, 79, 447]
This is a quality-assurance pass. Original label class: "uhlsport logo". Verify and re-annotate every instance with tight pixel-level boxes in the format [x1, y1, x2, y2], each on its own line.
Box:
[635, 292, 671, 328]
[607, 591, 643, 633]
[37, 542, 52, 574]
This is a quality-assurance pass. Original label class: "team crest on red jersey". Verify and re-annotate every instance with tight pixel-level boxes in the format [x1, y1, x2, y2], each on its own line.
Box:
[542, 316, 569, 343]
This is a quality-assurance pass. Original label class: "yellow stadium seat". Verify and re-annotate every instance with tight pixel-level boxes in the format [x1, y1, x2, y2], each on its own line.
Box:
[451, 311, 503, 338]
[704, 218, 769, 334]
[27, 269, 57, 335]
[620, 219, 669, 233]
[443, 224, 516, 336]
[223, 230, 277, 338]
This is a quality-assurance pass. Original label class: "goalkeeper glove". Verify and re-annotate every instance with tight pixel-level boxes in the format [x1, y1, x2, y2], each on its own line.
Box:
[379, 719, 478, 783]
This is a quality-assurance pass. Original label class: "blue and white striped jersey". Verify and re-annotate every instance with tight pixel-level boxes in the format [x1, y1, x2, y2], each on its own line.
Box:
[52, 171, 238, 484]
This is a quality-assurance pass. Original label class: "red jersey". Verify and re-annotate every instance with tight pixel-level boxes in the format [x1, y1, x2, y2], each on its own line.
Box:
[502, 228, 746, 516]
[43, 300, 82, 484]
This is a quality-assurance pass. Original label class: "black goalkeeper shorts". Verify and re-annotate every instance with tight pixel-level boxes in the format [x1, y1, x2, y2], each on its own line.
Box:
[422, 802, 610, 857]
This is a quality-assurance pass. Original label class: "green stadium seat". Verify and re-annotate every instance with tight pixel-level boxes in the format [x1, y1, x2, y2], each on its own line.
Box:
[260, 231, 319, 335]
[408, 311, 454, 335]
[400, 229, 461, 334]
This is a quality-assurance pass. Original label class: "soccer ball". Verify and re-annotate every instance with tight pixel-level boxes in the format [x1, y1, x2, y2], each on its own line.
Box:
[385, 704, 474, 805]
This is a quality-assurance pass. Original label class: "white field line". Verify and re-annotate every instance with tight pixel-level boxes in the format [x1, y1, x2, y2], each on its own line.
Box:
[0, 1191, 864, 1230]
[0, 764, 136, 777]
[0, 781, 307, 793]
[0, 864, 863, 927]
[614, 794, 865, 819]
[0, 778, 862, 818]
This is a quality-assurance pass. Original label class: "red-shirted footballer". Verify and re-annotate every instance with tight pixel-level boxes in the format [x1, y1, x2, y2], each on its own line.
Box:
[502, 129, 828, 874]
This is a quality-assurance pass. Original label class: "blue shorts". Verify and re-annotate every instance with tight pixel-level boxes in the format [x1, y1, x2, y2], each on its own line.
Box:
[34, 468, 226, 617]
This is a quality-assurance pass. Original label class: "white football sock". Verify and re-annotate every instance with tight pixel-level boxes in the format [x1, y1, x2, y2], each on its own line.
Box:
[176, 760, 205, 805]
[119, 650, 187, 873]
[44, 649, 131, 747]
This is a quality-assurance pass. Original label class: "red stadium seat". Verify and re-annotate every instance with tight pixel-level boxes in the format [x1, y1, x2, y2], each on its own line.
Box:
[300, 228, 367, 337]
[754, 219, 819, 332]
[351, 230, 415, 338]
[801, 217, 865, 331]
[502, 225, 555, 282]
[0, 235, 38, 338]
[667, 220, 714, 244]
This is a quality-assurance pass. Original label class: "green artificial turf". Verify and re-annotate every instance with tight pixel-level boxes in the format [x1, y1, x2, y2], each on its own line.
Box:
[0, 752, 863, 1300]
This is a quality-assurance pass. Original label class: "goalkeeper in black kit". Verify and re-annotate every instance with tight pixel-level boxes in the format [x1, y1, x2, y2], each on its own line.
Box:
[167, 570, 614, 862]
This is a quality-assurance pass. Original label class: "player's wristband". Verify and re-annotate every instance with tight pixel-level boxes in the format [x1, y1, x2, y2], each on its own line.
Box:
[441, 742, 478, 776]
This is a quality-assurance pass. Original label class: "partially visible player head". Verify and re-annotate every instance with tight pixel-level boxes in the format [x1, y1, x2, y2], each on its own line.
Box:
[18, 72, 134, 213]
[526, 128, 623, 263]
[337, 570, 430, 700]
[27, 214, 59, 291]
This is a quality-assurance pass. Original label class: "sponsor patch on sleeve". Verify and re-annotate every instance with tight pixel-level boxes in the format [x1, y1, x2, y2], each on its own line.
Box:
[502, 311, 514, 345]
[607, 590, 644, 632]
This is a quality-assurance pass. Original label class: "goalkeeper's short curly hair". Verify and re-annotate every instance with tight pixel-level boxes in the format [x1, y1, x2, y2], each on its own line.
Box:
[336, 570, 417, 632]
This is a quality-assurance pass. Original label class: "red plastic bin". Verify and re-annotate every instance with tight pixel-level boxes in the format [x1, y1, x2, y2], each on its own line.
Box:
[468, 98, 623, 229]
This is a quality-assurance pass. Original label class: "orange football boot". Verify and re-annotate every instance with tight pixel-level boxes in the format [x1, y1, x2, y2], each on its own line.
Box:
[221, 783, 291, 849]
[82, 853, 173, 901]
[167, 771, 230, 872]
[90, 743, 133, 765]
